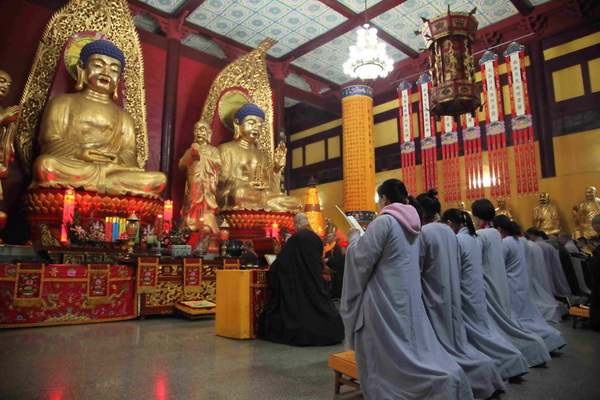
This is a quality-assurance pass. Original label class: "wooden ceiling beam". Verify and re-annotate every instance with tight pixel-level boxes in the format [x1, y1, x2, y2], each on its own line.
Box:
[317, 0, 356, 19]
[283, 84, 341, 116]
[128, 0, 172, 19]
[173, 0, 206, 18]
[508, 0, 533, 16]
[287, 65, 341, 91]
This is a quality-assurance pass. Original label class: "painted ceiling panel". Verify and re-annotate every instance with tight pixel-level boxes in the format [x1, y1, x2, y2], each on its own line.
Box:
[134, 0, 549, 87]
[186, 0, 347, 57]
[139, 0, 186, 14]
[182, 33, 227, 59]
[337, 0, 383, 14]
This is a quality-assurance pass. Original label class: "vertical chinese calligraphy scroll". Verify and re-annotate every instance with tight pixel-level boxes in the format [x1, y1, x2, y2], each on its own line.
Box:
[342, 85, 376, 219]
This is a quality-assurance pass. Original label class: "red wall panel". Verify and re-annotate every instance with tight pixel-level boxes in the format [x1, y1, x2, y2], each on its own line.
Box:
[141, 41, 167, 172]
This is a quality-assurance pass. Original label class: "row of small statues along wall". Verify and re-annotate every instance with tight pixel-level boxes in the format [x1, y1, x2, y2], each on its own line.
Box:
[450, 187, 599, 240]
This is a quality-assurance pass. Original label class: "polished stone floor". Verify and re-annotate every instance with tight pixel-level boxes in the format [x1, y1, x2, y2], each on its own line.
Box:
[0, 316, 598, 400]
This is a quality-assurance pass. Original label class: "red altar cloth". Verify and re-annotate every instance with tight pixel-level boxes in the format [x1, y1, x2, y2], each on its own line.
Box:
[0, 263, 137, 328]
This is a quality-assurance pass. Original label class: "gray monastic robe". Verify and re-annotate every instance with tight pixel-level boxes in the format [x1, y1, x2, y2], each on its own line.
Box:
[522, 238, 562, 323]
[503, 237, 566, 352]
[477, 228, 551, 367]
[456, 227, 529, 380]
[565, 240, 592, 295]
[534, 238, 572, 297]
[420, 223, 504, 399]
[342, 204, 473, 400]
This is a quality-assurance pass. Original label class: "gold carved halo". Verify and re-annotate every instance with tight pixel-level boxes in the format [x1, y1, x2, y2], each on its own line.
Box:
[63, 34, 103, 79]
[217, 90, 251, 132]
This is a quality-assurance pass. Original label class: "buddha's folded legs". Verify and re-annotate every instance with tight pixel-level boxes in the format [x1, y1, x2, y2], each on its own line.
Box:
[31, 155, 166, 197]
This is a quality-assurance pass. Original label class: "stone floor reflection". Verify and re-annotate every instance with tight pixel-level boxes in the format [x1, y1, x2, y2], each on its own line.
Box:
[0, 317, 598, 399]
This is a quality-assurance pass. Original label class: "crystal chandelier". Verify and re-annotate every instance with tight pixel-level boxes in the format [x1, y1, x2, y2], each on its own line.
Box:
[343, 23, 394, 80]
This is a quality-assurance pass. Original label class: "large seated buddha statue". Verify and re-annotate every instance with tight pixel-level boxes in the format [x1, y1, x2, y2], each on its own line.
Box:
[30, 40, 166, 198]
[217, 103, 301, 213]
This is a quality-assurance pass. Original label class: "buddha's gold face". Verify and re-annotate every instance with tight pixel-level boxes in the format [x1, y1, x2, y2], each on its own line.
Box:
[540, 192, 549, 204]
[586, 187, 596, 200]
[0, 70, 11, 99]
[238, 115, 263, 144]
[82, 54, 122, 94]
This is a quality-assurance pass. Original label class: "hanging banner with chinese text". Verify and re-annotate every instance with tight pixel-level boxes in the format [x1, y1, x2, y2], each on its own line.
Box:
[441, 115, 460, 203]
[417, 74, 438, 192]
[479, 51, 510, 199]
[397, 80, 417, 195]
[460, 110, 485, 201]
[504, 42, 538, 196]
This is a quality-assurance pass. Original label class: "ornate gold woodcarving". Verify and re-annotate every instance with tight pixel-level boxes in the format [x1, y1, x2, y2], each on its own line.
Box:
[144, 281, 216, 308]
[200, 38, 276, 161]
[158, 265, 182, 276]
[15, 0, 148, 174]
[40, 223, 60, 247]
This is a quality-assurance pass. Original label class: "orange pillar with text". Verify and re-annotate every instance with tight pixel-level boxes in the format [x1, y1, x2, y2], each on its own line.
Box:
[341, 85, 376, 222]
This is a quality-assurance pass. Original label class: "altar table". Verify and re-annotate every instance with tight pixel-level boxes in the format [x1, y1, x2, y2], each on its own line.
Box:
[0, 263, 137, 328]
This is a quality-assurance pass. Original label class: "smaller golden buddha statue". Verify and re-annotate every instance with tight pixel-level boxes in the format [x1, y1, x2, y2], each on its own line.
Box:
[495, 198, 513, 220]
[457, 201, 472, 218]
[30, 40, 166, 198]
[217, 103, 301, 213]
[572, 186, 600, 240]
[532, 192, 560, 235]
[0, 69, 20, 201]
[179, 121, 221, 233]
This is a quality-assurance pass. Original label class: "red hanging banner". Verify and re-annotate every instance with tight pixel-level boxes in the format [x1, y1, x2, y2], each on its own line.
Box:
[417, 73, 438, 192]
[504, 42, 538, 196]
[479, 51, 510, 200]
[397, 80, 417, 196]
[441, 116, 461, 203]
[460, 111, 484, 201]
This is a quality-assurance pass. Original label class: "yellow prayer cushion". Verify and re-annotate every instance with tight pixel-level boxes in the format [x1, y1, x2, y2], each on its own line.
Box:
[175, 300, 216, 315]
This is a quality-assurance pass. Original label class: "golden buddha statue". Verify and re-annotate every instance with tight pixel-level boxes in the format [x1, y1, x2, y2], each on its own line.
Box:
[0, 69, 20, 201]
[457, 201, 472, 218]
[495, 198, 513, 220]
[179, 121, 221, 233]
[217, 103, 301, 213]
[532, 192, 560, 235]
[572, 186, 600, 240]
[30, 40, 166, 198]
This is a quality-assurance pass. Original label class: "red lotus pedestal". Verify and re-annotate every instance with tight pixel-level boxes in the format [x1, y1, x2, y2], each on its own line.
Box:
[219, 210, 294, 240]
[25, 188, 163, 246]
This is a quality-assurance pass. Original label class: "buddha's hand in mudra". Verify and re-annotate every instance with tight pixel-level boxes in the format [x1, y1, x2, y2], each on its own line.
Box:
[78, 149, 118, 163]
[251, 181, 270, 190]
[274, 142, 287, 172]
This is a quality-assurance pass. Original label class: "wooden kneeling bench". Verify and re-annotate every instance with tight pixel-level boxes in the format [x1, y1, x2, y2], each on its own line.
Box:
[569, 306, 590, 328]
[328, 351, 360, 394]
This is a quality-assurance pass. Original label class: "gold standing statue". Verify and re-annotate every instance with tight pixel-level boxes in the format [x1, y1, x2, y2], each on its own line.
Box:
[532, 192, 560, 235]
[217, 103, 301, 213]
[495, 198, 513, 220]
[572, 186, 600, 240]
[0, 70, 20, 202]
[179, 121, 221, 233]
[30, 40, 166, 198]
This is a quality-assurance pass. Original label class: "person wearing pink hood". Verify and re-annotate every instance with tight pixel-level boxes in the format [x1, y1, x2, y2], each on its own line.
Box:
[341, 179, 473, 400]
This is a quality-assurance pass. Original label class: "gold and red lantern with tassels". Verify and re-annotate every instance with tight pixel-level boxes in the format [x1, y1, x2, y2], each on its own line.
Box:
[421, 7, 480, 117]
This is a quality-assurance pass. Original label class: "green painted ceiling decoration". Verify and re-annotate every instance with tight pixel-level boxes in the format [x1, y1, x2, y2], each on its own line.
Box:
[134, 0, 553, 90]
